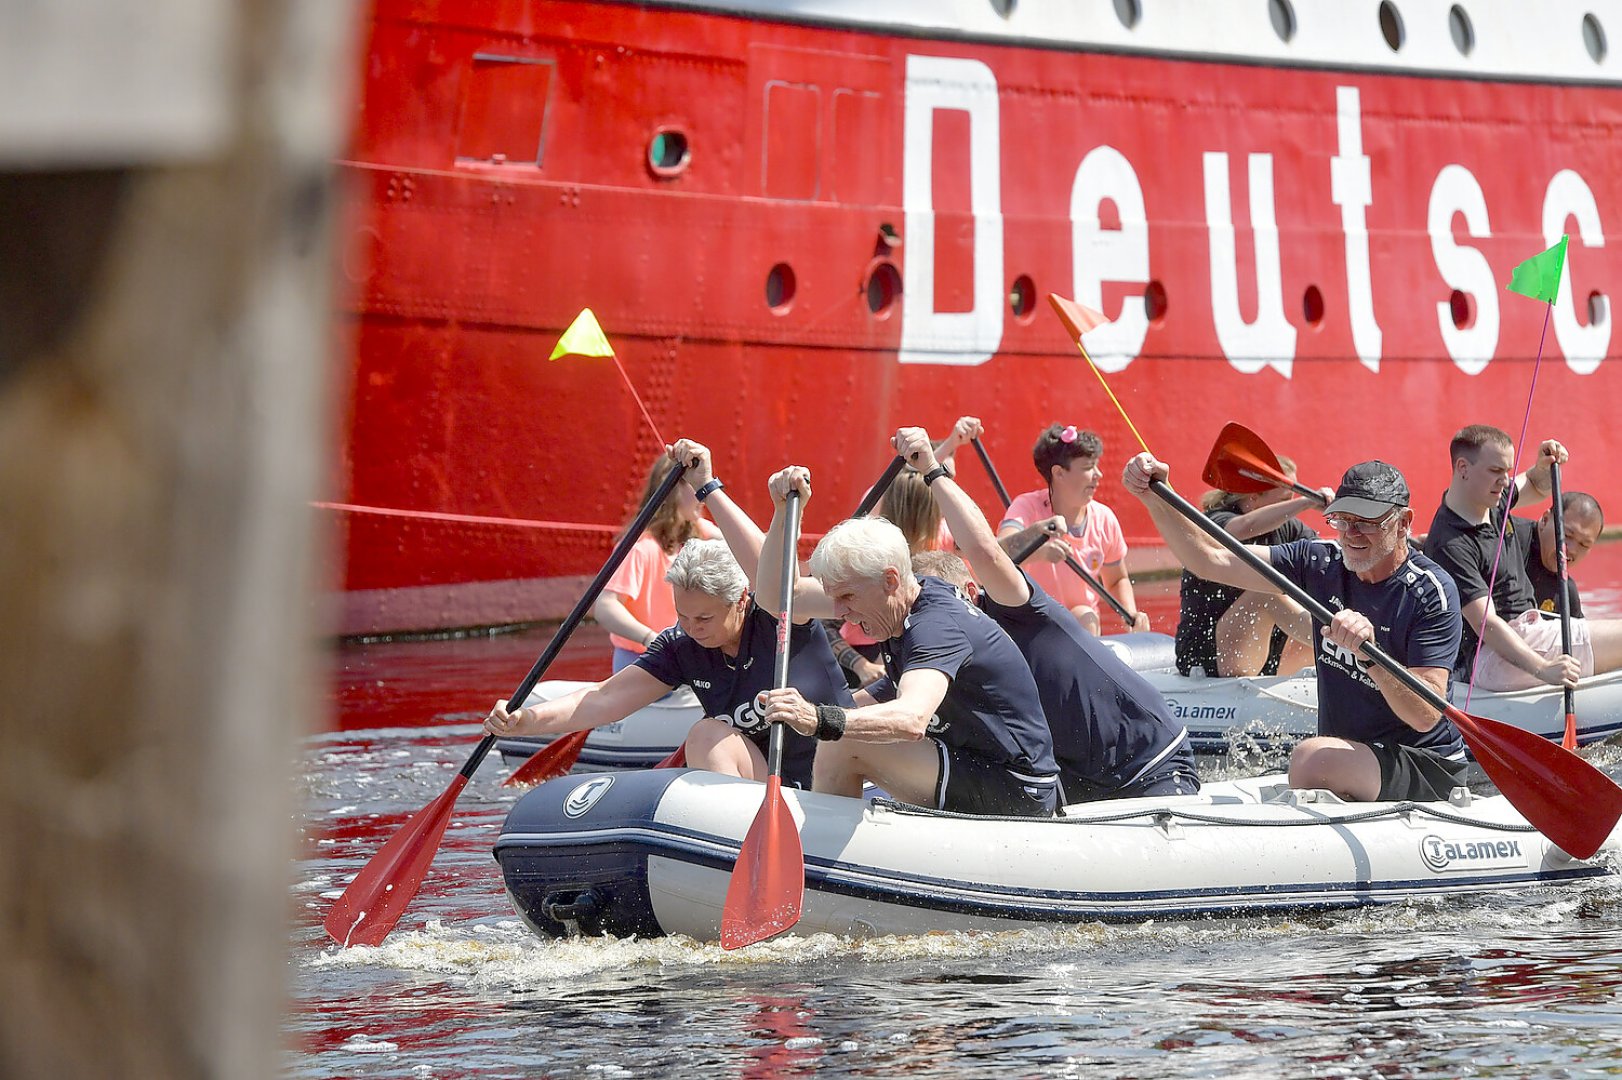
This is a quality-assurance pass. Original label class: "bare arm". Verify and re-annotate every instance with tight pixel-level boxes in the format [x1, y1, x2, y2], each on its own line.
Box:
[1099, 559, 1150, 632]
[591, 592, 657, 647]
[892, 426, 1030, 606]
[1223, 492, 1329, 541]
[484, 665, 671, 736]
[1122, 453, 1279, 594]
[997, 517, 1069, 564]
[1513, 438, 1566, 505]
[1321, 609, 1447, 730]
[758, 465, 835, 620]
[760, 667, 950, 743]
[668, 438, 766, 588]
[1462, 595, 1579, 687]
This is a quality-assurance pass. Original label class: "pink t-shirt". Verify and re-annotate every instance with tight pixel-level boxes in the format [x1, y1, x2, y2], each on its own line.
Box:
[603, 519, 722, 653]
[1000, 488, 1127, 613]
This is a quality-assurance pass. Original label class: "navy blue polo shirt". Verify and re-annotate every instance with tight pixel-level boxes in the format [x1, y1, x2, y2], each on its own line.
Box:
[865, 575, 1058, 780]
[980, 571, 1193, 800]
[1268, 539, 1464, 756]
[636, 599, 851, 787]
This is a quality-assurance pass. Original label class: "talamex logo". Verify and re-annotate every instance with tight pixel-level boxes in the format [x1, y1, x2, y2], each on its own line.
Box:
[563, 775, 615, 818]
[1419, 834, 1523, 872]
[1172, 703, 1238, 721]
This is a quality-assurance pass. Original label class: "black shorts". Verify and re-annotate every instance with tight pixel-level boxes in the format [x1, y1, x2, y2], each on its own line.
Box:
[1371, 741, 1468, 802]
[933, 740, 1058, 817]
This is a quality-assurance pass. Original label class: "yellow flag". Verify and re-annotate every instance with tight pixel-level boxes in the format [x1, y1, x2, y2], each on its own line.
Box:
[549, 308, 614, 360]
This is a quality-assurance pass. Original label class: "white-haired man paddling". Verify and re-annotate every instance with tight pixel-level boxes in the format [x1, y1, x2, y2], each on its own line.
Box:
[755, 466, 1061, 817]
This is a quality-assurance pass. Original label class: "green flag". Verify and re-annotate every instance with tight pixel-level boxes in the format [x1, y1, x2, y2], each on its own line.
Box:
[549, 308, 615, 360]
[1506, 235, 1568, 304]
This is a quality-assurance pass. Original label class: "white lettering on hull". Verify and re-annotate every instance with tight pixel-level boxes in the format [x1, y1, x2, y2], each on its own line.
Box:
[899, 54, 1003, 366]
[1545, 169, 1610, 375]
[1203, 151, 1296, 377]
[1070, 144, 1150, 372]
[1333, 86, 1383, 373]
[1429, 163, 1499, 374]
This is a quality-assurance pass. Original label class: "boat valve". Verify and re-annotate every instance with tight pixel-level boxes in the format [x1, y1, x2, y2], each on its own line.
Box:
[541, 888, 604, 935]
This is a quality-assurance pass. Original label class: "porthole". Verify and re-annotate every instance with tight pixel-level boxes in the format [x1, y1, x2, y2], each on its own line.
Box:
[1449, 5, 1475, 55]
[1588, 290, 1609, 327]
[1009, 275, 1036, 321]
[1584, 13, 1608, 63]
[1269, 0, 1297, 43]
[1303, 285, 1325, 328]
[647, 129, 690, 177]
[1379, 1, 1405, 51]
[1144, 280, 1169, 326]
[1113, 0, 1141, 31]
[766, 263, 796, 314]
[865, 261, 902, 318]
[1449, 289, 1475, 330]
[989, 0, 1016, 18]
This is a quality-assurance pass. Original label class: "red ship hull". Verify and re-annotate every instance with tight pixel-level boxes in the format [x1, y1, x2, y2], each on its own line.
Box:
[332, 0, 1622, 634]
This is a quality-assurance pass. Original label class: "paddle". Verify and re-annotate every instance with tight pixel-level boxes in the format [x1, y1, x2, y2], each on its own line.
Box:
[323, 463, 688, 947]
[720, 488, 805, 949]
[1202, 421, 1327, 504]
[1146, 473, 1622, 860]
[970, 436, 1137, 629]
[506, 456, 905, 785]
[1550, 461, 1578, 751]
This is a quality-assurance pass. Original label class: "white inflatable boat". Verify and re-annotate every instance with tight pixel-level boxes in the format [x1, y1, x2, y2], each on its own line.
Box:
[492, 768, 1620, 943]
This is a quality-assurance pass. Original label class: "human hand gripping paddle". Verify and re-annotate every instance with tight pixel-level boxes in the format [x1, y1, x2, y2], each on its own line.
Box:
[969, 435, 1140, 630]
[501, 454, 905, 787]
[1133, 452, 1622, 861]
[719, 487, 805, 949]
[1201, 422, 1329, 506]
[1046, 290, 1621, 860]
[323, 463, 688, 947]
[1549, 461, 1578, 751]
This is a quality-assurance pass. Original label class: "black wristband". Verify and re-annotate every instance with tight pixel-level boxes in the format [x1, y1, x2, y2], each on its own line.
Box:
[921, 464, 950, 487]
[693, 477, 724, 503]
[814, 704, 847, 741]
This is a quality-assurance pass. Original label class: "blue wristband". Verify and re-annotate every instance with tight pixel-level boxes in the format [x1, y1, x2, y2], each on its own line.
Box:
[694, 478, 724, 503]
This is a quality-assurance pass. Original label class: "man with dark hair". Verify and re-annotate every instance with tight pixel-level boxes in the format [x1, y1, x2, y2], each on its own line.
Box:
[1523, 491, 1603, 618]
[1423, 424, 1622, 691]
[996, 422, 1149, 634]
[897, 427, 1198, 802]
[1123, 452, 1466, 803]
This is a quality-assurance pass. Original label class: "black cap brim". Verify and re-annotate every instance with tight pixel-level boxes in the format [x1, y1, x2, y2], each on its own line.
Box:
[1325, 495, 1401, 518]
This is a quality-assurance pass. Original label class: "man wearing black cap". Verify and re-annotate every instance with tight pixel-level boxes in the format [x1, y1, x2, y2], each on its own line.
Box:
[1123, 452, 1466, 802]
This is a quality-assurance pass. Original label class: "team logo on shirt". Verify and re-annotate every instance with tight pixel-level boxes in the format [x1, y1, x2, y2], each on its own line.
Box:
[1319, 636, 1376, 688]
[729, 698, 769, 734]
[925, 712, 949, 735]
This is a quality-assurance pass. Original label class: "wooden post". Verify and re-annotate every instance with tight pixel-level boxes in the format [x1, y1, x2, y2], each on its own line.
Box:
[0, 2, 356, 1075]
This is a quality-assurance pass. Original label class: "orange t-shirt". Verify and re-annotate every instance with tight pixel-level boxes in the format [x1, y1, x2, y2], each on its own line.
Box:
[603, 520, 722, 652]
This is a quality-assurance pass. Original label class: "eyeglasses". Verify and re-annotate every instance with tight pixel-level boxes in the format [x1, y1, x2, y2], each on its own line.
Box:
[1325, 510, 1398, 535]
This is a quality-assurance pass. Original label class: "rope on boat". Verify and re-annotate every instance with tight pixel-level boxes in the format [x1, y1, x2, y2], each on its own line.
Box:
[870, 797, 1542, 834]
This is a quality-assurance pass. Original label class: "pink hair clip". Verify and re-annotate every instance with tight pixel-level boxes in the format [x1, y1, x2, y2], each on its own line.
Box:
[1059, 425, 1078, 444]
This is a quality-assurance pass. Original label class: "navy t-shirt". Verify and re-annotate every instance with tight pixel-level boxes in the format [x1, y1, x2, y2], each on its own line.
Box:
[980, 570, 1192, 799]
[1268, 539, 1464, 757]
[1523, 519, 1584, 618]
[635, 600, 852, 787]
[865, 575, 1058, 780]
[1423, 498, 1536, 679]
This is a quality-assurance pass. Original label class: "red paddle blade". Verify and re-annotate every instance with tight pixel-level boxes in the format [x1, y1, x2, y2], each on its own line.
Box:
[653, 742, 687, 769]
[1202, 422, 1295, 495]
[503, 729, 590, 789]
[324, 773, 470, 947]
[720, 776, 805, 950]
[1448, 707, 1622, 860]
[1563, 712, 1578, 752]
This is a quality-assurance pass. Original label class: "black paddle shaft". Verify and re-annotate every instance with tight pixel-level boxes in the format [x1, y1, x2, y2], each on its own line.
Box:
[974, 437, 1135, 628]
[852, 455, 907, 519]
[765, 490, 802, 777]
[1550, 461, 1576, 717]
[456, 462, 689, 780]
[1149, 478, 1453, 716]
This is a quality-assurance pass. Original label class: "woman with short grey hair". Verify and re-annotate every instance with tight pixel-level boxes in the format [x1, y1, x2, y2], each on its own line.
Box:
[486, 438, 853, 787]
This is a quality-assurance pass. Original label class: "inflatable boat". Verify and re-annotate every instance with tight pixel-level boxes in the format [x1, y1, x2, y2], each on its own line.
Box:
[492, 768, 1620, 943]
